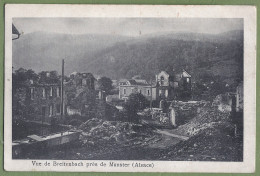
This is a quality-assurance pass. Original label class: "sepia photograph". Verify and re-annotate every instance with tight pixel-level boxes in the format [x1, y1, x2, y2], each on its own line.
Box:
[4, 5, 256, 173]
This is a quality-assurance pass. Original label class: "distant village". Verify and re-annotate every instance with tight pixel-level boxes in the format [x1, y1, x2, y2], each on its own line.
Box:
[12, 66, 243, 128]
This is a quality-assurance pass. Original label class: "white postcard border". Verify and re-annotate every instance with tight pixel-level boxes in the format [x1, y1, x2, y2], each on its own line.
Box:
[4, 4, 256, 173]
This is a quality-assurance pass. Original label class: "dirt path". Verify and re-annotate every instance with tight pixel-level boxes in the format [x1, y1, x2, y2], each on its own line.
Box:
[155, 129, 189, 140]
[142, 119, 189, 140]
[140, 120, 188, 149]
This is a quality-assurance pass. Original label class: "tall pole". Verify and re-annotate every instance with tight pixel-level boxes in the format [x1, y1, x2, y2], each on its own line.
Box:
[150, 79, 152, 110]
[61, 59, 65, 120]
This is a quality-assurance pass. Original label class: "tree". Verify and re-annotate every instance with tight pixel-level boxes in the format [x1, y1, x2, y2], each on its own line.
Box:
[123, 93, 148, 123]
[38, 71, 60, 84]
[208, 81, 227, 97]
[13, 68, 39, 85]
[192, 82, 207, 100]
[12, 68, 39, 119]
[68, 89, 97, 120]
[97, 77, 113, 94]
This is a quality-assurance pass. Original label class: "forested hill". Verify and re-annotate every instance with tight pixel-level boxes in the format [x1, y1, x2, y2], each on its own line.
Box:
[13, 30, 243, 84]
[12, 32, 133, 74]
[86, 30, 243, 84]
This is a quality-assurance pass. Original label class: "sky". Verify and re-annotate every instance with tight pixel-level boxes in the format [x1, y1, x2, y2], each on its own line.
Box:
[13, 18, 243, 37]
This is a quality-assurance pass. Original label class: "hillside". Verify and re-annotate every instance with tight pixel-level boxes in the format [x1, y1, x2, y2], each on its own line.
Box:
[12, 32, 132, 74]
[86, 30, 243, 84]
[13, 30, 243, 84]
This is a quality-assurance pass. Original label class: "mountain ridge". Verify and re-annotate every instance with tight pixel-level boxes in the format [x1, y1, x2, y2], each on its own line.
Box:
[13, 30, 243, 84]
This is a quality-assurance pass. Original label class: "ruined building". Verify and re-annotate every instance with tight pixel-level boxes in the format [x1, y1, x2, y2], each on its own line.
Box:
[65, 72, 96, 117]
[13, 71, 62, 123]
[118, 79, 157, 101]
[118, 69, 192, 101]
[155, 69, 192, 100]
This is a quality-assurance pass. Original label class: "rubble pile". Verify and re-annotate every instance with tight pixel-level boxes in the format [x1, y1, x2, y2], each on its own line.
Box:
[152, 96, 242, 161]
[173, 105, 230, 136]
[171, 101, 207, 111]
[212, 94, 232, 113]
[171, 101, 208, 125]
[142, 101, 208, 127]
[79, 118, 159, 147]
[151, 111, 169, 125]
[157, 122, 242, 161]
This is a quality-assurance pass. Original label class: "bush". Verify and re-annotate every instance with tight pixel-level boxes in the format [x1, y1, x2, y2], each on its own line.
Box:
[123, 93, 149, 123]
[68, 119, 83, 126]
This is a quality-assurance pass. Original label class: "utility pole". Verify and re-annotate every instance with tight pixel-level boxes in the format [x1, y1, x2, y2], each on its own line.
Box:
[150, 79, 153, 110]
[61, 59, 65, 120]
